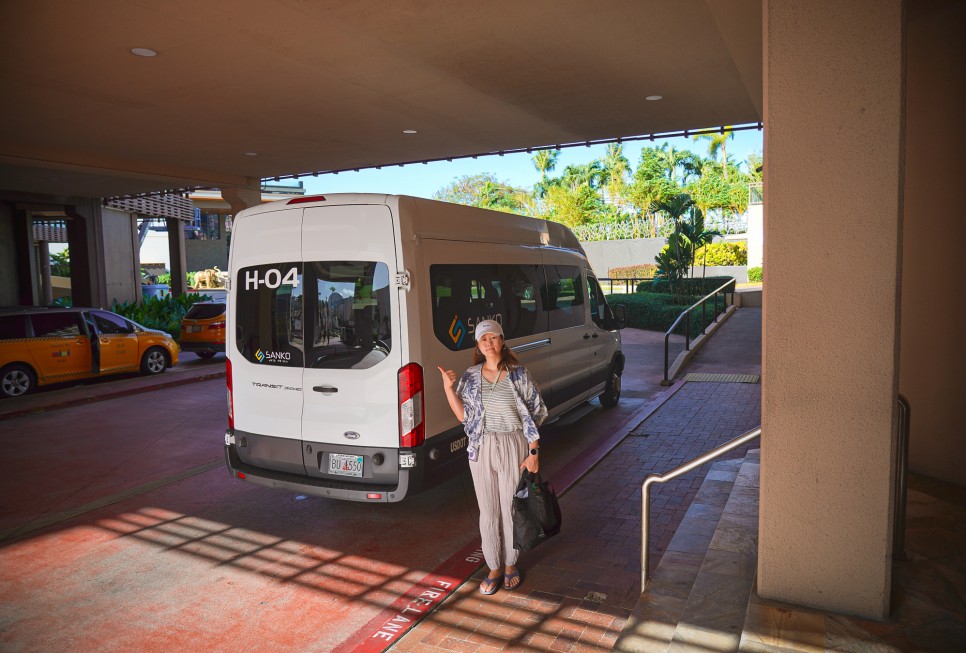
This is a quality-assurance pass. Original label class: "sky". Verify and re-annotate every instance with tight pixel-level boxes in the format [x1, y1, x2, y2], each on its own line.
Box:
[296, 125, 763, 200]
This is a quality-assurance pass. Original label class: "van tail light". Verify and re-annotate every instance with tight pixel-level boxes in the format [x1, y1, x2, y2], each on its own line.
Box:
[226, 358, 234, 430]
[209, 321, 225, 330]
[286, 194, 327, 205]
[398, 363, 424, 448]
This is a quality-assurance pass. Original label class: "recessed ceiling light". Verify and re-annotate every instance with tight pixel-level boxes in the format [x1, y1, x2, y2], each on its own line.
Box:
[402, 129, 418, 134]
[244, 152, 258, 156]
[645, 95, 663, 101]
[131, 47, 158, 57]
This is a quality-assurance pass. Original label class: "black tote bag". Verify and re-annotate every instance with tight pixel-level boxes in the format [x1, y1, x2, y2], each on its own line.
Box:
[512, 471, 562, 552]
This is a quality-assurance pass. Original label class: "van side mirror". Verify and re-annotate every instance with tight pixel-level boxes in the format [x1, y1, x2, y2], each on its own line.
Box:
[610, 304, 627, 330]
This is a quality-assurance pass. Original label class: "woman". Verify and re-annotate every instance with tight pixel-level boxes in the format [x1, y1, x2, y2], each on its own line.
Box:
[437, 319, 547, 595]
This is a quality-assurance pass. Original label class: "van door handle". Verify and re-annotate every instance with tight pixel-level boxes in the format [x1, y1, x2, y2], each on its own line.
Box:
[592, 333, 599, 338]
[583, 333, 591, 340]
[313, 385, 338, 394]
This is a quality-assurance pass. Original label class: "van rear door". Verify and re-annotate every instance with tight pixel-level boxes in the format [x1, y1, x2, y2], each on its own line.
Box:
[300, 204, 401, 475]
[230, 210, 305, 473]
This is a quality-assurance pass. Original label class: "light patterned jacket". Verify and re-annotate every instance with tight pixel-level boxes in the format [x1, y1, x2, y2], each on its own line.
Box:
[456, 363, 547, 461]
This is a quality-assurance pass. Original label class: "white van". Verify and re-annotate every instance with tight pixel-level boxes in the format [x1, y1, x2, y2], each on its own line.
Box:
[224, 194, 626, 502]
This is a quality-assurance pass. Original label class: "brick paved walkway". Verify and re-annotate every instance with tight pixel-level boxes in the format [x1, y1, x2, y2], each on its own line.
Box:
[391, 380, 761, 652]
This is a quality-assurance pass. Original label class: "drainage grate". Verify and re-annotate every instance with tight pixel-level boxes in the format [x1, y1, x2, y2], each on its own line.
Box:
[683, 373, 760, 383]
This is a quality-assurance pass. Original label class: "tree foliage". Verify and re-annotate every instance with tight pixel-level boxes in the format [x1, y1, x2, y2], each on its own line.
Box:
[433, 173, 527, 213]
[433, 134, 760, 238]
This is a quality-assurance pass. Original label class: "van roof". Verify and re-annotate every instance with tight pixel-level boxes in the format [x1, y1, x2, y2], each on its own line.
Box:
[237, 193, 587, 256]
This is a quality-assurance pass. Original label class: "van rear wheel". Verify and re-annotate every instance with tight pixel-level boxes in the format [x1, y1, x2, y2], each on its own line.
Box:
[141, 347, 169, 375]
[1, 364, 36, 398]
[600, 363, 622, 408]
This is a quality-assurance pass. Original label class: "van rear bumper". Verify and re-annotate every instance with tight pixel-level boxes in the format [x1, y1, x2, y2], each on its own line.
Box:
[224, 444, 418, 502]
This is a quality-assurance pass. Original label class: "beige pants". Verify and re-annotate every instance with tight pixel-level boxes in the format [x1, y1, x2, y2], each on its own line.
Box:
[469, 429, 528, 570]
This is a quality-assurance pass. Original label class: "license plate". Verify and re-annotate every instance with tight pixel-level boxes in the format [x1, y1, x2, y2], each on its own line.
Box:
[185, 325, 200, 333]
[328, 453, 364, 478]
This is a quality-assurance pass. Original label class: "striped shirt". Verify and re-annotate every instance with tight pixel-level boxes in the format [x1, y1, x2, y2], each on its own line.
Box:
[455, 363, 547, 462]
[481, 374, 523, 434]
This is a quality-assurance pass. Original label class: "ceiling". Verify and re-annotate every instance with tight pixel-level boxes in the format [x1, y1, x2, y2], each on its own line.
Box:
[0, 0, 762, 199]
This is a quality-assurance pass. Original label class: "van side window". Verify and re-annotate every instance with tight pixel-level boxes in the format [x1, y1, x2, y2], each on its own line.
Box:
[304, 261, 392, 370]
[235, 263, 305, 367]
[431, 264, 544, 350]
[586, 275, 611, 329]
[29, 312, 83, 338]
[545, 265, 585, 330]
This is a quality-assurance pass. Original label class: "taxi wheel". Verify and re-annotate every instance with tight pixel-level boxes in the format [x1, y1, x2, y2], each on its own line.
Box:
[1, 364, 36, 399]
[140, 347, 169, 375]
[600, 363, 622, 408]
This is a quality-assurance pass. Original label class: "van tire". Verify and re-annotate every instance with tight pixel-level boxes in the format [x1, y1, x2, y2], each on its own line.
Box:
[599, 363, 622, 408]
[1, 364, 36, 398]
[141, 347, 169, 375]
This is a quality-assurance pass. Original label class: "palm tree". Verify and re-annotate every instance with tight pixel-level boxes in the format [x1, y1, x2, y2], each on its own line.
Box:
[694, 127, 735, 179]
[532, 149, 560, 198]
[657, 144, 689, 185]
[680, 208, 722, 282]
[651, 193, 697, 295]
[601, 144, 630, 208]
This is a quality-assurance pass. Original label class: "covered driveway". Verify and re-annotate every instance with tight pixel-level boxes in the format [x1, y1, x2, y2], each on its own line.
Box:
[1, 0, 962, 624]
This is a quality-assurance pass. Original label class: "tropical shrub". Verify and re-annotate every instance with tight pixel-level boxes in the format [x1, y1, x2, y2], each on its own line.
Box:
[748, 266, 763, 282]
[692, 242, 748, 266]
[50, 249, 71, 276]
[607, 264, 657, 279]
[112, 293, 213, 339]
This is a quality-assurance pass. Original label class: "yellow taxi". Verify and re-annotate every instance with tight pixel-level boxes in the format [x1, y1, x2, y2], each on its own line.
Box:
[178, 301, 226, 359]
[0, 306, 179, 398]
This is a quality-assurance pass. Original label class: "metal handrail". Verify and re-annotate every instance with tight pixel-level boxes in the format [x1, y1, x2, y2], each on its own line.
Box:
[641, 425, 761, 590]
[598, 277, 651, 294]
[663, 277, 737, 384]
[893, 394, 910, 560]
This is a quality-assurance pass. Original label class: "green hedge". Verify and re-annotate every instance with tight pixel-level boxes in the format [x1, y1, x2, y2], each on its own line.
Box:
[748, 266, 763, 282]
[610, 292, 725, 339]
[112, 293, 213, 339]
[636, 276, 735, 295]
[607, 263, 657, 279]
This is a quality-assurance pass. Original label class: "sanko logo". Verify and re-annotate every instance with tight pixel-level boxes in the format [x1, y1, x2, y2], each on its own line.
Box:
[448, 315, 465, 347]
[255, 348, 292, 364]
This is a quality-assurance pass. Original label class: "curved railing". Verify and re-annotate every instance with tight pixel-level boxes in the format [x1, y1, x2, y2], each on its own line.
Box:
[641, 426, 761, 590]
[662, 278, 736, 384]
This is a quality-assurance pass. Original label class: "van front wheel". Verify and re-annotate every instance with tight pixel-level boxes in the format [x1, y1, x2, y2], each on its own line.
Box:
[600, 364, 622, 408]
[1, 364, 36, 398]
[141, 347, 169, 375]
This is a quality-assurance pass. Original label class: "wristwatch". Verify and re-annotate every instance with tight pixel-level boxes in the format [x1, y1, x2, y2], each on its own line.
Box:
[530, 448, 539, 456]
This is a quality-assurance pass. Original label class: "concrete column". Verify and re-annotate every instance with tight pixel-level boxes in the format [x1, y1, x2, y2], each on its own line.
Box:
[760, 0, 904, 619]
[65, 200, 106, 308]
[166, 217, 188, 296]
[221, 180, 262, 216]
[99, 207, 140, 305]
[37, 241, 53, 305]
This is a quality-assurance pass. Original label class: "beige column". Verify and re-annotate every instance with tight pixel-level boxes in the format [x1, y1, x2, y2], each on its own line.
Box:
[760, 0, 904, 619]
[221, 179, 262, 215]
